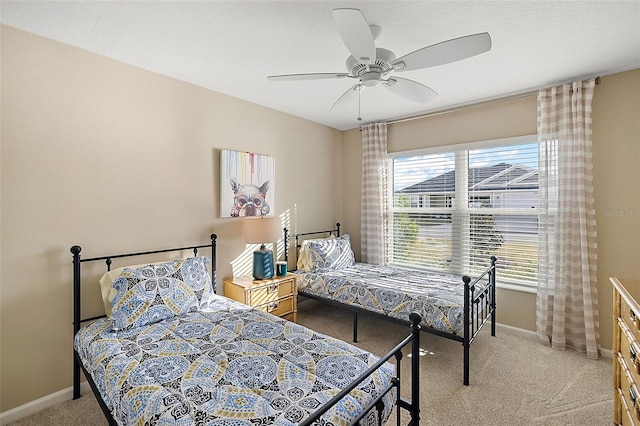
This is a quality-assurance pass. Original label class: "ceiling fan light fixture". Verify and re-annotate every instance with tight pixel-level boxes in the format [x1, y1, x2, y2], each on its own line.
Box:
[360, 71, 381, 87]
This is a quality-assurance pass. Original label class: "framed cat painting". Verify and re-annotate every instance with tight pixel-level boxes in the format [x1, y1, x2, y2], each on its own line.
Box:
[220, 149, 275, 218]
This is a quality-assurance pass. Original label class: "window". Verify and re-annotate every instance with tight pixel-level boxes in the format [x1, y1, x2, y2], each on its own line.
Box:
[389, 136, 540, 290]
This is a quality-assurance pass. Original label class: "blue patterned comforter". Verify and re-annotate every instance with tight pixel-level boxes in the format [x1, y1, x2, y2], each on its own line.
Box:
[74, 295, 395, 425]
[297, 263, 481, 335]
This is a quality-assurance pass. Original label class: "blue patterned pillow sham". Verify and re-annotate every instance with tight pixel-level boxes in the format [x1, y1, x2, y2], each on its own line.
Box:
[110, 257, 214, 331]
[307, 234, 355, 270]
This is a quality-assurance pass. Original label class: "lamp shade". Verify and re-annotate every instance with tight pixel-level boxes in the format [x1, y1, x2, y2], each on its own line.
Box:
[243, 216, 280, 245]
[243, 216, 280, 280]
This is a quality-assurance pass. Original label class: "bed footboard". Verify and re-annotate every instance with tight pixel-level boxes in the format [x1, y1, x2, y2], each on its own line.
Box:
[299, 312, 422, 426]
[462, 255, 497, 385]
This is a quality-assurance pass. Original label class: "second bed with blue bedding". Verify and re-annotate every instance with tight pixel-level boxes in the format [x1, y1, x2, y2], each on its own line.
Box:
[287, 228, 497, 386]
[297, 263, 481, 336]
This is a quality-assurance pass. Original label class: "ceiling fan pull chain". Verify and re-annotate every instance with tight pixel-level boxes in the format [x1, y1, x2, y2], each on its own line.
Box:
[357, 87, 362, 121]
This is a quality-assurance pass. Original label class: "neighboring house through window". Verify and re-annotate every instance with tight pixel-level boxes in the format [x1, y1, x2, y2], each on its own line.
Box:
[389, 135, 540, 291]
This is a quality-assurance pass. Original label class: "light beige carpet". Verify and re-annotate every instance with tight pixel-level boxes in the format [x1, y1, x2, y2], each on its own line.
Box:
[9, 300, 613, 425]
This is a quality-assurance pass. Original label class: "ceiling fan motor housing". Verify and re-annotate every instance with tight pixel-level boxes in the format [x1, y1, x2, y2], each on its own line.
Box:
[345, 48, 396, 87]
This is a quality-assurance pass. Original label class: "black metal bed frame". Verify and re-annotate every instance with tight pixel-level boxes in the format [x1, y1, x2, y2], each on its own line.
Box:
[71, 234, 422, 425]
[284, 223, 497, 386]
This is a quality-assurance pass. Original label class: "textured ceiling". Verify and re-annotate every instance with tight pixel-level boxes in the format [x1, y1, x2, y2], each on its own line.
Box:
[2, 1, 639, 130]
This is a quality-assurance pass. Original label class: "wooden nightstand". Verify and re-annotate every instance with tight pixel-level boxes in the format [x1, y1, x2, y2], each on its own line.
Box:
[223, 274, 298, 322]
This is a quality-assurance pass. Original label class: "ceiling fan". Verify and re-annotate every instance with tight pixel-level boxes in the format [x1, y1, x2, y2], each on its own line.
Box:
[267, 8, 492, 118]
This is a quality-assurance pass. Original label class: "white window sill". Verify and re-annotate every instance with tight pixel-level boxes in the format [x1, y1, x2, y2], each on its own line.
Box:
[497, 280, 537, 294]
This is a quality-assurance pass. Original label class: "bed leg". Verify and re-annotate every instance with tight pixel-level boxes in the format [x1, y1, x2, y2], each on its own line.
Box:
[463, 275, 471, 386]
[73, 358, 80, 399]
[491, 256, 497, 337]
[463, 341, 470, 386]
[409, 312, 421, 425]
[353, 310, 358, 343]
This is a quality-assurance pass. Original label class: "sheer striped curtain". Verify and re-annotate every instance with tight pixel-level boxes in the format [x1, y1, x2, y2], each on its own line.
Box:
[537, 78, 599, 359]
[361, 122, 388, 264]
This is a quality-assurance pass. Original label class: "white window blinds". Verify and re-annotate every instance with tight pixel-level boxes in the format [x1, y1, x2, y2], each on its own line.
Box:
[390, 138, 540, 288]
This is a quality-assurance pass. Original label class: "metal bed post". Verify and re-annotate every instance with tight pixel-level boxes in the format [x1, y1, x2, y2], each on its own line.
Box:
[353, 310, 358, 343]
[394, 351, 402, 426]
[409, 312, 421, 425]
[283, 227, 289, 264]
[490, 256, 497, 337]
[71, 245, 82, 400]
[210, 234, 217, 289]
[462, 275, 471, 386]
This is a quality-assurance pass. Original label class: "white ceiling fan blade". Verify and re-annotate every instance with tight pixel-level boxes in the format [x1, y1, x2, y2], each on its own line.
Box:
[268, 73, 350, 81]
[332, 8, 376, 65]
[383, 77, 438, 103]
[330, 84, 361, 112]
[391, 32, 491, 72]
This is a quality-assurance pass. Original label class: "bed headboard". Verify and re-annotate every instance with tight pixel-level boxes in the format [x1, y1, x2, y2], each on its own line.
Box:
[283, 223, 340, 269]
[70, 234, 218, 334]
[70, 234, 217, 399]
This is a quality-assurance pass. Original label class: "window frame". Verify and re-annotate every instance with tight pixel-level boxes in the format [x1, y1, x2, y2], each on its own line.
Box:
[387, 134, 539, 294]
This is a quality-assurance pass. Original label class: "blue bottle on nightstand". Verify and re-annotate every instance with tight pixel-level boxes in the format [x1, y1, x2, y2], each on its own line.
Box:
[253, 247, 274, 280]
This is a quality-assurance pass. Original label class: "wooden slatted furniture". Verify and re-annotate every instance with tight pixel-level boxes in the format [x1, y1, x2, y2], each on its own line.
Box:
[224, 274, 298, 322]
[612, 277, 640, 425]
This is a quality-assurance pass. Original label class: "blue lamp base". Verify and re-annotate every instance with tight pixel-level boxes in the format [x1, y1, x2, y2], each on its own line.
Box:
[253, 247, 274, 280]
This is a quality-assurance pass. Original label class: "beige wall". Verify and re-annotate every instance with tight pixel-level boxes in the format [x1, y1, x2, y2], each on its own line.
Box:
[592, 69, 640, 349]
[343, 69, 640, 347]
[0, 26, 343, 411]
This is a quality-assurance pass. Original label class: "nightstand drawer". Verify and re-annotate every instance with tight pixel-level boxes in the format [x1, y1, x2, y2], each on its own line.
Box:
[619, 353, 640, 424]
[618, 387, 636, 426]
[621, 319, 640, 382]
[223, 274, 298, 323]
[247, 279, 295, 306]
[622, 298, 640, 344]
[613, 278, 640, 426]
[254, 296, 294, 317]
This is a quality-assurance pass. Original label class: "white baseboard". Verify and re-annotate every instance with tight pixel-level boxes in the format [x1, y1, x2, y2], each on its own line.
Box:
[601, 347, 614, 359]
[495, 322, 613, 359]
[0, 382, 90, 425]
[495, 322, 538, 339]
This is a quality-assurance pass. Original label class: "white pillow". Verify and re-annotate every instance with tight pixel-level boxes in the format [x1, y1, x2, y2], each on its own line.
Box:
[297, 235, 335, 271]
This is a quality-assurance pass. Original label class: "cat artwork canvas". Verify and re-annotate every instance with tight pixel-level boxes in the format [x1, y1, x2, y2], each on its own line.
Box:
[220, 149, 275, 218]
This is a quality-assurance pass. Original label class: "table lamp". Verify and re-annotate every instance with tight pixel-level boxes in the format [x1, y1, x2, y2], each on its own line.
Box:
[244, 216, 280, 280]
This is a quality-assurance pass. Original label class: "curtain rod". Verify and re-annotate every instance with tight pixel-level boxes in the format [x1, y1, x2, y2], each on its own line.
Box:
[386, 91, 534, 126]
[359, 76, 600, 130]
